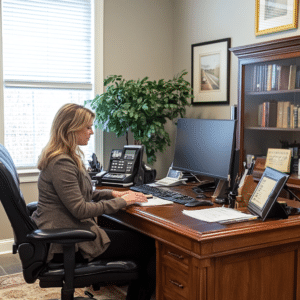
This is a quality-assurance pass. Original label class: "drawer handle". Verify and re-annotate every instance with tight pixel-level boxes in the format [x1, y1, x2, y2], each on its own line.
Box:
[168, 251, 184, 260]
[169, 279, 184, 289]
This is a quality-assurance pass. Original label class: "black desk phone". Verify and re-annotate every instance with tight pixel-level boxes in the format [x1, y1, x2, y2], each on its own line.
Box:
[93, 145, 146, 187]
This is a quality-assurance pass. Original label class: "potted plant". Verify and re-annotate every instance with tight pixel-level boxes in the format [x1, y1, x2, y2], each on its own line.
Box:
[85, 70, 193, 164]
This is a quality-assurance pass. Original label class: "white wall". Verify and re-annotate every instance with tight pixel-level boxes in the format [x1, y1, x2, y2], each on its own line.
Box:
[102, 0, 174, 176]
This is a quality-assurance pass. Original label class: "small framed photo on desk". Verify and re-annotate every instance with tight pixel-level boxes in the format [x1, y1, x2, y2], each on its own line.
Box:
[265, 148, 292, 173]
[248, 167, 289, 221]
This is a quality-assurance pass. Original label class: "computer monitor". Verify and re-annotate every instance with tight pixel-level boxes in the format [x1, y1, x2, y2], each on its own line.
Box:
[172, 118, 237, 201]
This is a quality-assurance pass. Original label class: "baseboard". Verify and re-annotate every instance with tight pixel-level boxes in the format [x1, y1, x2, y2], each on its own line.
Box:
[0, 239, 14, 254]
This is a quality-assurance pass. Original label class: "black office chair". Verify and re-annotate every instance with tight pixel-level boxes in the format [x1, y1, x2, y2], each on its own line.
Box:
[0, 144, 139, 300]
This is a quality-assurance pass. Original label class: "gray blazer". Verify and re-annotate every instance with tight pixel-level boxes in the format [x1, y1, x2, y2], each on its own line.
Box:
[31, 154, 127, 261]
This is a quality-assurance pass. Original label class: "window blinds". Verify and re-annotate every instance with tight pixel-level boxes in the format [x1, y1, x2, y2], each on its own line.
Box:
[3, 0, 92, 86]
[2, 0, 94, 168]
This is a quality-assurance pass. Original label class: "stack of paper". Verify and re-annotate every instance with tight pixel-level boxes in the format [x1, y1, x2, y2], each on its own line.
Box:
[136, 196, 173, 206]
[182, 207, 258, 224]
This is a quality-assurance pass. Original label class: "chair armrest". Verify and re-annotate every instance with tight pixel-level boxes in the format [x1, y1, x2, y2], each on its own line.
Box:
[27, 201, 38, 216]
[27, 228, 96, 244]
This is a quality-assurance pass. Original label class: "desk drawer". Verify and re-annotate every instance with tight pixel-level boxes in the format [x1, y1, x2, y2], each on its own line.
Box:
[162, 263, 189, 299]
[162, 244, 190, 268]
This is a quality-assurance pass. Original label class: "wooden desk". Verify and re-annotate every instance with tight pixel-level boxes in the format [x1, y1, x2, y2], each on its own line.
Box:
[98, 183, 300, 300]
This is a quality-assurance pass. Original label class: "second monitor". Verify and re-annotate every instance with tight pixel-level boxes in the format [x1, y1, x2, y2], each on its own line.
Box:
[172, 118, 237, 202]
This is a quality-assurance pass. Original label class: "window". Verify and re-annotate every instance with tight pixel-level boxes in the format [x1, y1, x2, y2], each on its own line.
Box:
[1, 0, 101, 170]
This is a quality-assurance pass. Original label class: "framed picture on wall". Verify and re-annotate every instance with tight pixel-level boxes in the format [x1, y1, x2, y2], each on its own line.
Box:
[255, 0, 299, 36]
[191, 38, 230, 106]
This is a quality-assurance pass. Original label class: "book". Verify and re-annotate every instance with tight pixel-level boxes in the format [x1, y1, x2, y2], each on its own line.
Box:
[294, 105, 299, 128]
[266, 64, 273, 91]
[260, 101, 277, 127]
[290, 104, 294, 128]
[288, 65, 297, 90]
[298, 106, 300, 129]
[277, 101, 284, 128]
[271, 64, 277, 90]
[258, 103, 263, 126]
[295, 66, 300, 89]
[287, 105, 291, 128]
[278, 65, 290, 90]
[266, 102, 277, 127]
[282, 101, 291, 128]
[252, 65, 257, 91]
[261, 103, 266, 127]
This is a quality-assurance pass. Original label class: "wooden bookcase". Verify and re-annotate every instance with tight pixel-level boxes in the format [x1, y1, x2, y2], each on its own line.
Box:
[230, 36, 300, 189]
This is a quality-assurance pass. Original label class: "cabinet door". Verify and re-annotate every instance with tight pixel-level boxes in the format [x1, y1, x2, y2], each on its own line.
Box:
[231, 37, 300, 181]
[242, 59, 300, 176]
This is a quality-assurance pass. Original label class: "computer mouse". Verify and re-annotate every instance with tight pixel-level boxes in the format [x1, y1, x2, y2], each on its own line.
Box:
[185, 200, 214, 207]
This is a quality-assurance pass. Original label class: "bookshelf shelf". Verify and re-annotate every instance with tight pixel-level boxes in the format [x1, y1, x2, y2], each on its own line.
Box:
[246, 89, 300, 96]
[246, 127, 300, 131]
[231, 36, 300, 190]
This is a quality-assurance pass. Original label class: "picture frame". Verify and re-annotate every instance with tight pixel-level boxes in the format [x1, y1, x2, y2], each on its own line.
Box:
[248, 167, 289, 221]
[191, 38, 230, 106]
[255, 0, 299, 36]
[265, 148, 292, 173]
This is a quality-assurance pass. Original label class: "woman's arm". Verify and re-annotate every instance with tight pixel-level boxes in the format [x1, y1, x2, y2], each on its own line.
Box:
[93, 189, 147, 205]
[51, 158, 127, 220]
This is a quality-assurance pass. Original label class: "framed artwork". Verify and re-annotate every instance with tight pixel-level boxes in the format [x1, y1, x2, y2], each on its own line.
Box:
[255, 0, 299, 36]
[191, 38, 230, 106]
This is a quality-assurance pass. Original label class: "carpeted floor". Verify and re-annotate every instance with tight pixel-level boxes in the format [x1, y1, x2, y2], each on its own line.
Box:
[0, 273, 128, 299]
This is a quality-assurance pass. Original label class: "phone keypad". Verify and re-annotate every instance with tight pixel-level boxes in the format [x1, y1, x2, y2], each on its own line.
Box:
[126, 161, 133, 173]
[110, 160, 126, 172]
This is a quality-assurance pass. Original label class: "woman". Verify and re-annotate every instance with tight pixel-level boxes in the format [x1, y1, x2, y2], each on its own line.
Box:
[31, 103, 155, 300]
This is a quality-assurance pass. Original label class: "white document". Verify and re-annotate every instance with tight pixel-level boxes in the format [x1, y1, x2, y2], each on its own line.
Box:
[182, 207, 257, 223]
[136, 196, 173, 206]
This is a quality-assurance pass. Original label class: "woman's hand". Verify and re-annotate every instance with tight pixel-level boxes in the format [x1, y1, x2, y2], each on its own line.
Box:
[120, 191, 148, 206]
[111, 190, 131, 198]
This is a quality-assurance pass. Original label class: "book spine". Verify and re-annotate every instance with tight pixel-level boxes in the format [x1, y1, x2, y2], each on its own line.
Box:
[294, 106, 299, 129]
[290, 104, 295, 129]
[288, 65, 297, 90]
[267, 65, 272, 91]
[262, 102, 266, 127]
[277, 65, 282, 91]
[252, 65, 257, 92]
[268, 102, 277, 127]
[271, 64, 277, 90]
[282, 102, 290, 128]
[277, 101, 283, 128]
[258, 104, 263, 127]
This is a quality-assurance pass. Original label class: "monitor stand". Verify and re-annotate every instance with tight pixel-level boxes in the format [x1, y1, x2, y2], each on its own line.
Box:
[211, 180, 228, 204]
[191, 180, 216, 194]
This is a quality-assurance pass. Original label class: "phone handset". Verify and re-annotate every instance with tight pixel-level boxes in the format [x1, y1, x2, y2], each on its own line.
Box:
[95, 170, 107, 178]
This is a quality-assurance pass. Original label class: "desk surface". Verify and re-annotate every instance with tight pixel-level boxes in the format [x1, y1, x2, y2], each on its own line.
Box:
[99, 183, 300, 257]
[98, 183, 300, 300]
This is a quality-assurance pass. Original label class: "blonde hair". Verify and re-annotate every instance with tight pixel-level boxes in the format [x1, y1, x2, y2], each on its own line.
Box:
[38, 103, 95, 171]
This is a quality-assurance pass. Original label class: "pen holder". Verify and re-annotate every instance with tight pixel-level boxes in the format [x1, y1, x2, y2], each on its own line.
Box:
[236, 175, 256, 208]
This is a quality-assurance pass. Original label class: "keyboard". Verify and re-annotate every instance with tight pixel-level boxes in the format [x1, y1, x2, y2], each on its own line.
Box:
[130, 184, 195, 205]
